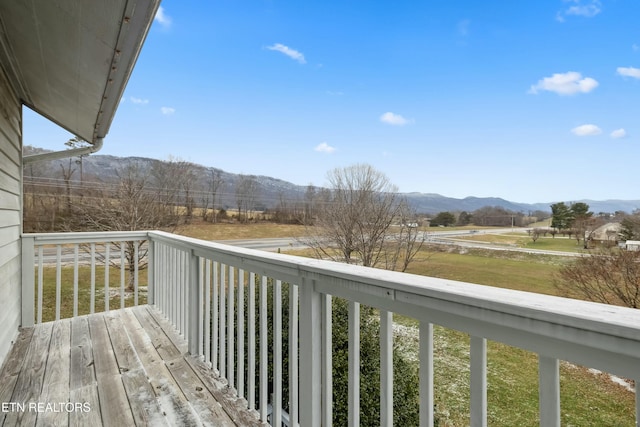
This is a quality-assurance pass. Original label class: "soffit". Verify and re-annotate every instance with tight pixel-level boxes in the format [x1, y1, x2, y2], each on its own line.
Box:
[0, 0, 160, 143]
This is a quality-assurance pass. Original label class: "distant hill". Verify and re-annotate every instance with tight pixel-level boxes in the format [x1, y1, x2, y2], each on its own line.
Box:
[23, 147, 640, 215]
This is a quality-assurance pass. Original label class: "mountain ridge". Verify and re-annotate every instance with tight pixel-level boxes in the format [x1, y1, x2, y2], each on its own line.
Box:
[24, 147, 640, 215]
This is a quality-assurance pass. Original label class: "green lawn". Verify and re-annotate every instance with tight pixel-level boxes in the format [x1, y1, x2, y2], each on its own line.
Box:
[452, 233, 588, 253]
[406, 248, 564, 295]
[36, 265, 147, 322]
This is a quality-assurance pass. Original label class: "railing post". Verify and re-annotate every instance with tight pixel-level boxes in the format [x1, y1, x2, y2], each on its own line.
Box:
[147, 237, 154, 305]
[419, 322, 434, 427]
[299, 277, 322, 427]
[21, 235, 35, 327]
[539, 356, 560, 427]
[322, 294, 332, 427]
[188, 249, 201, 355]
[636, 377, 639, 427]
[348, 301, 360, 427]
[380, 310, 393, 427]
[470, 336, 487, 427]
[636, 379, 639, 427]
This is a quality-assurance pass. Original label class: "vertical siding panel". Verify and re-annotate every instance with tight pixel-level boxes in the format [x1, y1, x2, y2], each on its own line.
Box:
[0, 66, 22, 366]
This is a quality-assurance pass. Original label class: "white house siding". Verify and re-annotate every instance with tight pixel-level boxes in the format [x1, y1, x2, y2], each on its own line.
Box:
[0, 65, 22, 366]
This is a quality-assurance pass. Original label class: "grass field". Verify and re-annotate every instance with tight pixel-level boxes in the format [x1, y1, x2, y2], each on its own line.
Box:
[451, 233, 588, 253]
[175, 221, 306, 240]
[36, 265, 147, 322]
[405, 247, 563, 295]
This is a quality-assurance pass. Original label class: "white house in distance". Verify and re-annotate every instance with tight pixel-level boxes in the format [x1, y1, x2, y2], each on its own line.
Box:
[626, 240, 640, 251]
[589, 222, 621, 246]
[0, 0, 160, 366]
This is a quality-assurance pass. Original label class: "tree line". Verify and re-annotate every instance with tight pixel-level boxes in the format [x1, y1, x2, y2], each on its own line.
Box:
[429, 207, 549, 228]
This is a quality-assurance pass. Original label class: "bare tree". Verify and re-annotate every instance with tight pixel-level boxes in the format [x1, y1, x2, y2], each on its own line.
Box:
[64, 137, 90, 186]
[382, 201, 426, 272]
[67, 163, 177, 290]
[235, 174, 259, 223]
[23, 154, 56, 231]
[208, 169, 224, 222]
[530, 228, 542, 243]
[178, 161, 197, 223]
[305, 164, 423, 270]
[150, 157, 186, 226]
[555, 248, 640, 308]
[59, 159, 76, 214]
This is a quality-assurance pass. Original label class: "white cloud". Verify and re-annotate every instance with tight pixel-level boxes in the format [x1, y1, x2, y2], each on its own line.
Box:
[130, 97, 149, 105]
[266, 43, 306, 64]
[616, 66, 640, 79]
[314, 142, 336, 153]
[556, 0, 601, 22]
[161, 107, 175, 115]
[380, 112, 411, 126]
[610, 128, 627, 139]
[154, 6, 172, 28]
[633, 44, 640, 52]
[571, 124, 602, 136]
[529, 71, 598, 95]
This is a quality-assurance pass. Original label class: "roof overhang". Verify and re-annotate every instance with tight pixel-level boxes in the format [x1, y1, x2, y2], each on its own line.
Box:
[0, 0, 160, 144]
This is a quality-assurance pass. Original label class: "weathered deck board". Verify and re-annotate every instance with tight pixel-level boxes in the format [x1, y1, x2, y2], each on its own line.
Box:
[69, 384, 101, 427]
[0, 327, 34, 426]
[166, 357, 236, 426]
[131, 306, 182, 361]
[4, 322, 53, 426]
[37, 320, 71, 427]
[121, 368, 169, 426]
[87, 314, 137, 426]
[0, 307, 257, 426]
[69, 317, 95, 391]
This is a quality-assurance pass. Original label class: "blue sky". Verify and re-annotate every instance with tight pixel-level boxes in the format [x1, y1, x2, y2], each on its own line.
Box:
[23, 0, 640, 204]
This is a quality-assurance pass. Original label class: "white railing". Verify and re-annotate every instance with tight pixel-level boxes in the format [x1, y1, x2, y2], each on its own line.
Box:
[21, 231, 149, 325]
[22, 231, 640, 426]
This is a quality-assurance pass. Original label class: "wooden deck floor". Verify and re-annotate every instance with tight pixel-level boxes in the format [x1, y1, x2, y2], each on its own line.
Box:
[0, 306, 263, 426]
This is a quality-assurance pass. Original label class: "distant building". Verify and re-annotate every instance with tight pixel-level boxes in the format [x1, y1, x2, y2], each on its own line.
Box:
[625, 240, 640, 251]
[590, 222, 622, 246]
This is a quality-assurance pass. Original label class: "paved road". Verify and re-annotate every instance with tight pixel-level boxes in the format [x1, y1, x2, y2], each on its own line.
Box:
[213, 238, 306, 252]
[217, 228, 583, 258]
[423, 228, 582, 257]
